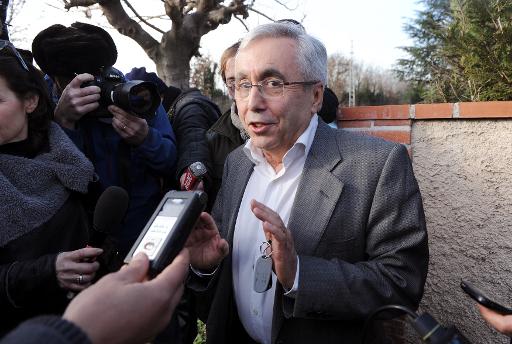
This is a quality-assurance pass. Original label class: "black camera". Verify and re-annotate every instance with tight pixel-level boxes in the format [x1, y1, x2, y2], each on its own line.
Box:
[81, 67, 161, 119]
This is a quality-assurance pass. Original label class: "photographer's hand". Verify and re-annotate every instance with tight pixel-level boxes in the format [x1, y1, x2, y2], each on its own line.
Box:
[63, 251, 189, 344]
[109, 105, 149, 146]
[54, 73, 100, 130]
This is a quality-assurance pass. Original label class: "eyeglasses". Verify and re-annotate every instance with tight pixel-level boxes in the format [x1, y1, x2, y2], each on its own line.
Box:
[0, 40, 30, 72]
[235, 78, 319, 99]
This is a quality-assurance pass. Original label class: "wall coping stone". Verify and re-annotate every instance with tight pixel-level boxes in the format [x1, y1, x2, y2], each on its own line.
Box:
[338, 101, 512, 120]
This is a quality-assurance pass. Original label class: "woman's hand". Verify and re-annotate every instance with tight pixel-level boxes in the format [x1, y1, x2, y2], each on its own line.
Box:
[56, 247, 103, 292]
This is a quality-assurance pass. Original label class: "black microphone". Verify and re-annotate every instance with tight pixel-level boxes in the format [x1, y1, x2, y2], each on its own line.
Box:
[89, 186, 129, 248]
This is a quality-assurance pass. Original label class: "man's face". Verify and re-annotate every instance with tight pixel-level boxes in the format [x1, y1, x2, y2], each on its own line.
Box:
[235, 37, 323, 160]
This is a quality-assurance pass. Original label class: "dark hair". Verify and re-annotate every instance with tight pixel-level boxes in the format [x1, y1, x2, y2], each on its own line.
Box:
[0, 50, 54, 151]
[220, 41, 241, 83]
[318, 87, 339, 123]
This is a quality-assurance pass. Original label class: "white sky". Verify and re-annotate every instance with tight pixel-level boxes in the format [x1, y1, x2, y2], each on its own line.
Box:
[10, 0, 420, 74]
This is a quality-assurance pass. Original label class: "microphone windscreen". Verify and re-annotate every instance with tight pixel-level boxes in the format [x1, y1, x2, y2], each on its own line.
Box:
[92, 186, 129, 245]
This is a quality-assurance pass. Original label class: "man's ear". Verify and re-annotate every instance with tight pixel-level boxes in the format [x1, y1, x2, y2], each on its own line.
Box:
[24, 93, 39, 114]
[311, 83, 324, 115]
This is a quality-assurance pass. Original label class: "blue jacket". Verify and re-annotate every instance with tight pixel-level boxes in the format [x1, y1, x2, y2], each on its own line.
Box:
[62, 106, 177, 253]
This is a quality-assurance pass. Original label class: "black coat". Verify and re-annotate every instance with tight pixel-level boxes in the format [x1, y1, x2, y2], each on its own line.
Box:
[170, 89, 221, 179]
[0, 193, 89, 336]
[206, 109, 245, 210]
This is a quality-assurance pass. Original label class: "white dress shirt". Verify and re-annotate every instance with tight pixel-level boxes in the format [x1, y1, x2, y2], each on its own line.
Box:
[232, 115, 318, 344]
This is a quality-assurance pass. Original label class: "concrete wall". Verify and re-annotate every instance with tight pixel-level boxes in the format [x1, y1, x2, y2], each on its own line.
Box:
[412, 120, 512, 343]
[338, 103, 512, 343]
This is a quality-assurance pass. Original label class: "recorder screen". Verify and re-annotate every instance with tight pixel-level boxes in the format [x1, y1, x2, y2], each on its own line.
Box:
[133, 198, 186, 260]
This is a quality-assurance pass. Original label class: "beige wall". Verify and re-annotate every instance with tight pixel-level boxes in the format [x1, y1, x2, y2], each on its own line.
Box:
[410, 119, 512, 343]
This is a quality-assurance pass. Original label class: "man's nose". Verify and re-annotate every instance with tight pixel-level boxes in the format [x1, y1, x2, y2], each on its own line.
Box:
[247, 85, 266, 111]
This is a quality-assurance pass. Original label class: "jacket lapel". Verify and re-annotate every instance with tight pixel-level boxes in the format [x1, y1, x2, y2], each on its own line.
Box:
[225, 152, 254, 244]
[288, 121, 344, 256]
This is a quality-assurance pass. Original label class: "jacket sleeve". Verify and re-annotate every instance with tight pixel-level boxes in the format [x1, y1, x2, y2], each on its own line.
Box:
[172, 102, 219, 179]
[132, 105, 178, 174]
[283, 144, 429, 320]
[0, 316, 91, 344]
[0, 254, 61, 310]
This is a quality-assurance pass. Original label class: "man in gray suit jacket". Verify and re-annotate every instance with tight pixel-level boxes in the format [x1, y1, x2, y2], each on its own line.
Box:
[186, 21, 429, 344]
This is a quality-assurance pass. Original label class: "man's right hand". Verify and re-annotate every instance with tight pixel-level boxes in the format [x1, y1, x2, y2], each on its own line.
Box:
[54, 73, 101, 129]
[186, 212, 229, 271]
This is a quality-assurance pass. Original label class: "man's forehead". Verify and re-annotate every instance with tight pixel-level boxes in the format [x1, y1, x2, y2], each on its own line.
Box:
[235, 37, 299, 78]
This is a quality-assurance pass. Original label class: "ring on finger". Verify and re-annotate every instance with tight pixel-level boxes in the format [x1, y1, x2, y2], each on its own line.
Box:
[123, 124, 127, 130]
[76, 274, 84, 285]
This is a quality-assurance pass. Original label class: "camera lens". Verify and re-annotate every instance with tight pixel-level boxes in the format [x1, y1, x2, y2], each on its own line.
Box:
[112, 81, 160, 119]
[128, 84, 155, 114]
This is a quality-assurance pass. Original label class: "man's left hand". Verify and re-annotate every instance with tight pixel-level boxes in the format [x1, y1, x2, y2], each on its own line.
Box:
[251, 199, 297, 290]
[109, 105, 149, 146]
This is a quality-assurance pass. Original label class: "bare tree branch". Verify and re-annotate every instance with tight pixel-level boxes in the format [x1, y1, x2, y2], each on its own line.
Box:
[64, 0, 97, 10]
[163, 0, 184, 29]
[97, 0, 160, 60]
[248, 7, 274, 22]
[272, 0, 298, 11]
[234, 14, 248, 31]
[122, 0, 165, 34]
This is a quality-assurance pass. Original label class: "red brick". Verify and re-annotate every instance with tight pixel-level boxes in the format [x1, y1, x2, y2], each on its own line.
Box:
[360, 130, 411, 145]
[374, 119, 411, 127]
[339, 105, 409, 120]
[339, 120, 372, 128]
[415, 103, 453, 119]
[459, 101, 512, 118]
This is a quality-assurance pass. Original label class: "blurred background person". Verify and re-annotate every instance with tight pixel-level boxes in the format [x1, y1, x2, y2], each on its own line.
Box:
[0, 40, 102, 335]
[206, 40, 249, 209]
[318, 87, 340, 128]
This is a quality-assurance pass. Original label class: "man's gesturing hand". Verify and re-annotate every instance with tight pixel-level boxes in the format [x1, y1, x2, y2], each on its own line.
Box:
[250, 199, 297, 290]
[186, 212, 229, 272]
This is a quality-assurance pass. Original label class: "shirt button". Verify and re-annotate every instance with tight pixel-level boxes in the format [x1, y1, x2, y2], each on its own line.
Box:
[252, 309, 259, 316]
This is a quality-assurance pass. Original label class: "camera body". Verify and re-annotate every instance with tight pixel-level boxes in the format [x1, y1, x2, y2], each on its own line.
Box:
[81, 67, 161, 120]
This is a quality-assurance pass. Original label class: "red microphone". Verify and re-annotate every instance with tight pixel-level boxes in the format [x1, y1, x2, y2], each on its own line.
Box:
[181, 162, 208, 191]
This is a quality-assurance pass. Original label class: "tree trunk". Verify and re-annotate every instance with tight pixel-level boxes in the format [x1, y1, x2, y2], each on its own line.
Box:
[0, 0, 9, 40]
[157, 30, 197, 89]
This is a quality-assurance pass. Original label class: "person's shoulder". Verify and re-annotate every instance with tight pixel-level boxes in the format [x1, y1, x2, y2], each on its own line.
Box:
[329, 128, 406, 163]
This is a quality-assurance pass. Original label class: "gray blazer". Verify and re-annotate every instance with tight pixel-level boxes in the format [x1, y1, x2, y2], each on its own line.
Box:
[195, 120, 429, 344]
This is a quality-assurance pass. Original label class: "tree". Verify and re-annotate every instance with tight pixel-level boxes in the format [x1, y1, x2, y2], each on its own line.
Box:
[1, 0, 27, 42]
[396, 0, 512, 102]
[395, 0, 453, 103]
[60, 0, 296, 88]
[328, 53, 412, 106]
[1, 0, 8, 39]
[446, 0, 512, 101]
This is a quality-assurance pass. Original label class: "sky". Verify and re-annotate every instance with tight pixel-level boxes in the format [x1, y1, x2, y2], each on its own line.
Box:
[10, 0, 421, 74]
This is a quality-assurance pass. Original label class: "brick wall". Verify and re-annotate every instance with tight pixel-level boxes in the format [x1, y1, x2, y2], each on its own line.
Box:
[337, 101, 512, 150]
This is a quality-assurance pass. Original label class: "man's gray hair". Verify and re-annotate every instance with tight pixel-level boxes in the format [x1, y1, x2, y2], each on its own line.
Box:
[239, 22, 327, 86]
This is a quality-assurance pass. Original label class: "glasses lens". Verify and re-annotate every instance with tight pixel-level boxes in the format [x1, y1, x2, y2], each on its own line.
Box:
[262, 79, 284, 98]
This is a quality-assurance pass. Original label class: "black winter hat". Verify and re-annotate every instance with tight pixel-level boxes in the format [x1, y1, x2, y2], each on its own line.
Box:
[32, 22, 117, 78]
